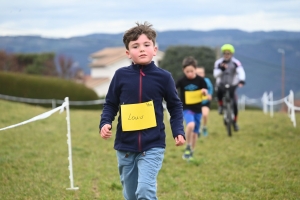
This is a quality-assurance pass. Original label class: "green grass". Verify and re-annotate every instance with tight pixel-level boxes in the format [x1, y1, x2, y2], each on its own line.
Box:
[0, 99, 300, 200]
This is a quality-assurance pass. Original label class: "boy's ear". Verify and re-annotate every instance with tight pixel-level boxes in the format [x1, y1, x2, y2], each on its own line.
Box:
[126, 50, 131, 59]
[153, 46, 158, 56]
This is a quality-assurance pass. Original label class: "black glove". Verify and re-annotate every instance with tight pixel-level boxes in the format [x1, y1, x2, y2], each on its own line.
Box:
[218, 63, 226, 71]
[239, 80, 245, 85]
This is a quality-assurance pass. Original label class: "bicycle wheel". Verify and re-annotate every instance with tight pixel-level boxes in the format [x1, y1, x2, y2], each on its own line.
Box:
[225, 102, 232, 137]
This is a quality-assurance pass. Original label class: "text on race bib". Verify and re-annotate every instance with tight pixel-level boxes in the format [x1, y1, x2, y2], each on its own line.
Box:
[121, 100, 157, 131]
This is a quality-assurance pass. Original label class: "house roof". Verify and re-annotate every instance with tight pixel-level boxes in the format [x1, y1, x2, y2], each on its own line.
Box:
[89, 47, 128, 68]
[84, 76, 110, 89]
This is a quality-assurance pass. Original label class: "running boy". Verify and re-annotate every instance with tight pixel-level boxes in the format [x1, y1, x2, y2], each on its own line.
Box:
[99, 22, 185, 200]
[176, 56, 207, 161]
[196, 67, 213, 136]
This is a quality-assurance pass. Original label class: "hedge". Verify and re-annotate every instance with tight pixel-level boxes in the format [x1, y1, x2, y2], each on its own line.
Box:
[0, 71, 103, 109]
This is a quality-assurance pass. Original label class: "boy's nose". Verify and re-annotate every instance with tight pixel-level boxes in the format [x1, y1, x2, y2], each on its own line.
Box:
[139, 46, 145, 51]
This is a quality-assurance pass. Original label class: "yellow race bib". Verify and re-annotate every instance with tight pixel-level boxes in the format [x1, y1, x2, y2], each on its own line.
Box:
[185, 90, 207, 105]
[121, 100, 157, 131]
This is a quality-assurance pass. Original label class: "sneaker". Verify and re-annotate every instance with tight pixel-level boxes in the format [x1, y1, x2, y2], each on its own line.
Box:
[197, 132, 201, 138]
[218, 106, 223, 115]
[188, 151, 194, 161]
[233, 122, 239, 131]
[202, 127, 208, 137]
[189, 156, 195, 162]
[182, 149, 191, 160]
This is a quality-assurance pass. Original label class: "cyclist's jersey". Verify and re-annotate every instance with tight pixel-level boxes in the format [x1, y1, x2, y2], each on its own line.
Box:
[213, 57, 246, 86]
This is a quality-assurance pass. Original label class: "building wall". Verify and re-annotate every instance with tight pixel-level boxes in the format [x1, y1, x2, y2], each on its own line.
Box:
[153, 52, 164, 67]
[94, 81, 111, 97]
[91, 59, 131, 79]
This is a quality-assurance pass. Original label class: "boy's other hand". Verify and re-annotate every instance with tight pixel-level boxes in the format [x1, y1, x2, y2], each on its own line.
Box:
[175, 135, 185, 146]
[100, 124, 112, 139]
[207, 94, 212, 100]
[202, 89, 208, 95]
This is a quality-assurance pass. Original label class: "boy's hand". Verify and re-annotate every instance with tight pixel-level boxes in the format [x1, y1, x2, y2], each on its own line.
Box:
[207, 94, 212, 100]
[201, 89, 208, 95]
[175, 135, 185, 146]
[100, 124, 112, 140]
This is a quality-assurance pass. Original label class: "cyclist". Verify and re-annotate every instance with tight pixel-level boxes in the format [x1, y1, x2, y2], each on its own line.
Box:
[213, 44, 245, 131]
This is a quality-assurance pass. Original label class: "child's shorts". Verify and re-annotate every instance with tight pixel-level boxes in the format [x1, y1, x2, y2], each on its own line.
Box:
[183, 110, 202, 135]
[202, 101, 211, 109]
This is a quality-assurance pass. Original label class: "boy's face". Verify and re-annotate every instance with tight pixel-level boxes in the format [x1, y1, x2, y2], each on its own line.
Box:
[196, 68, 205, 77]
[183, 65, 197, 80]
[126, 34, 157, 65]
[223, 50, 233, 61]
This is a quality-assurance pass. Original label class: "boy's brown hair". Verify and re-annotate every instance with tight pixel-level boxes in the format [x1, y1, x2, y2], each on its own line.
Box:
[123, 21, 156, 50]
[182, 56, 198, 68]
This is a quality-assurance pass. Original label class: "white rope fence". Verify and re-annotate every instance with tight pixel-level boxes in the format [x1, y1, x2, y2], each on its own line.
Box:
[238, 90, 299, 127]
[0, 97, 79, 190]
[0, 94, 105, 108]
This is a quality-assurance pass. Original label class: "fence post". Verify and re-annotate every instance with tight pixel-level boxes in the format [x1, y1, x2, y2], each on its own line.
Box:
[287, 92, 291, 117]
[288, 91, 296, 127]
[262, 92, 268, 114]
[238, 97, 242, 111]
[270, 92, 273, 118]
[239, 95, 246, 111]
[65, 97, 79, 190]
[52, 99, 56, 109]
[243, 95, 246, 111]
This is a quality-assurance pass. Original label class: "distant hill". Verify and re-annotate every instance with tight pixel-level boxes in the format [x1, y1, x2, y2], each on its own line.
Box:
[1, 30, 300, 99]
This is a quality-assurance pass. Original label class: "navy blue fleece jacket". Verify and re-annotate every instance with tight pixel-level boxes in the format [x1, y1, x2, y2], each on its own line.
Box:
[99, 61, 185, 152]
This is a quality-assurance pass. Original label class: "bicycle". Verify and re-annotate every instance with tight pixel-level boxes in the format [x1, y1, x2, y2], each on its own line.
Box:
[222, 84, 234, 137]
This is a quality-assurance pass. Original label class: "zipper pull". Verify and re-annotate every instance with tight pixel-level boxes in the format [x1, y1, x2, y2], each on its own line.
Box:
[140, 69, 145, 76]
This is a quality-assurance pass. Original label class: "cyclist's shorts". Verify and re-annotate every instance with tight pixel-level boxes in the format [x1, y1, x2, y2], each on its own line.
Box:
[183, 110, 202, 135]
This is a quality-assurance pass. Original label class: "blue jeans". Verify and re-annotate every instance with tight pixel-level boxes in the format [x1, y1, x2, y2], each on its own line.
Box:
[116, 147, 165, 200]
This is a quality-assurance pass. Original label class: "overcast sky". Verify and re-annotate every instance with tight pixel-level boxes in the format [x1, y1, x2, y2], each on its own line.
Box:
[1, 0, 300, 38]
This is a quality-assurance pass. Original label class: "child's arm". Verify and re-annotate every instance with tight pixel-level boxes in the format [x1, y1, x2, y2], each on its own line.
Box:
[99, 72, 120, 135]
[200, 77, 208, 96]
[213, 60, 223, 78]
[164, 74, 185, 142]
[206, 78, 214, 100]
[236, 65, 246, 87]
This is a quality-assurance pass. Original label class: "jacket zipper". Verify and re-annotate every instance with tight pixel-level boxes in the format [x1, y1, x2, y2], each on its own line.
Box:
[139, 67, 145, 152]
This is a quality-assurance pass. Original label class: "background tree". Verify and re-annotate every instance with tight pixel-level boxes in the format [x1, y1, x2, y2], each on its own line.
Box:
[0, 51, 19, 72]
[0, 51, 58, 76]
[57, 54, 80, 79]
[15, 52, 57, 76]
[159, 45, 216, 83]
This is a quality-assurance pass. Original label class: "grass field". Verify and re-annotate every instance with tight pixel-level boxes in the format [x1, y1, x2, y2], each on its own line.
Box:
[0, 99, 300, 200]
